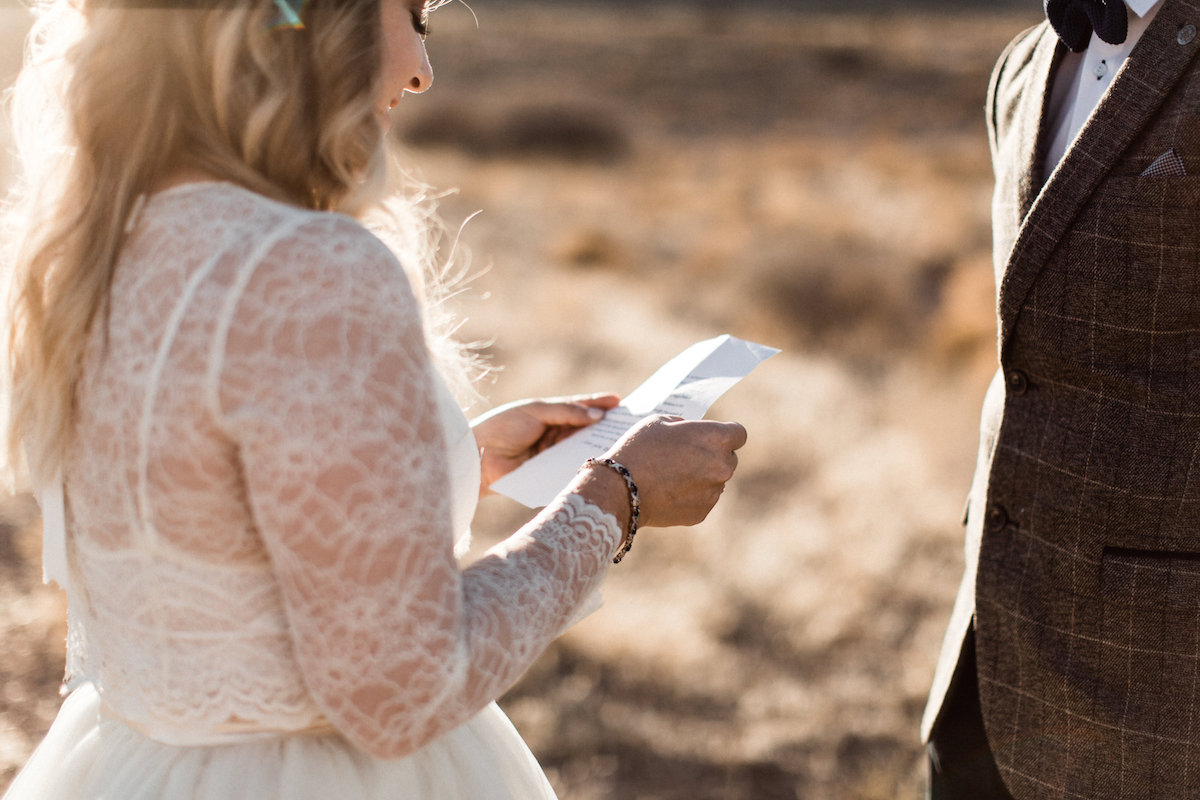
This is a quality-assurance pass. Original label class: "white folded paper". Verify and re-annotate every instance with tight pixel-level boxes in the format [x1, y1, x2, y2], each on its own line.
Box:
[490, 334, 780, 508]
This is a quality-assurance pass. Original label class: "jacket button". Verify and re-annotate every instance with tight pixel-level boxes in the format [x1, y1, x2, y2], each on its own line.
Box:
[1007, 370, 1029, 395]
[985, 504, 1010, 533]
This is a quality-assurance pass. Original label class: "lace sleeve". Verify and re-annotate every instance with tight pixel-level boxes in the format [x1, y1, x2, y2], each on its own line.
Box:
[211, 216, 621, 759]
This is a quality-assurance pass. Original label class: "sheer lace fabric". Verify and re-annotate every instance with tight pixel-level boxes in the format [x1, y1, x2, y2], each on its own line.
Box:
[53, 183, 621, 762]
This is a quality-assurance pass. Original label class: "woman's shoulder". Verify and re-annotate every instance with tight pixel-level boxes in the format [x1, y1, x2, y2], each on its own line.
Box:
[147, 181, 406, 283]
[150, 181, 376, 242]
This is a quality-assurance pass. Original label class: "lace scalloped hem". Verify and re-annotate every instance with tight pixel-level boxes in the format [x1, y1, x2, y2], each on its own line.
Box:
[2, 684, 557, 800]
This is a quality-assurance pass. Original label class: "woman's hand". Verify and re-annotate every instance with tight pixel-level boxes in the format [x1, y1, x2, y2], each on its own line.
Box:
[589, 415, 748, 529]
[472, 393, 621, 495]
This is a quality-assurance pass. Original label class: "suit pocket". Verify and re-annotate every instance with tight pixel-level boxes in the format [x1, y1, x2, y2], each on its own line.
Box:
[1140, 149, 1188, 177]
[1101, 175, 1200, 213]
[1096, 549, 1200, 735]
[1100, 548, 1200, 651]
[1058, 178, 1200, 403]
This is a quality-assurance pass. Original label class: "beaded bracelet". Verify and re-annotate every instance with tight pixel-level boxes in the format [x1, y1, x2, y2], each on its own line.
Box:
[583, 457, 640, 563]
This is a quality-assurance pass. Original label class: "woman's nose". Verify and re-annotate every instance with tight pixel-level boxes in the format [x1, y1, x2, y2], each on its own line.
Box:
[408, 49, 433, 94]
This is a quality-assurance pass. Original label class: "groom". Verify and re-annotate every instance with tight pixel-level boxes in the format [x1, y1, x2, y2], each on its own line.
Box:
[924, 0, 1200, 797]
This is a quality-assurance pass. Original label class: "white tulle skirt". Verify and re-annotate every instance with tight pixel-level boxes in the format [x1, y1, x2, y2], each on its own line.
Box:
[3, 684, 557, 800]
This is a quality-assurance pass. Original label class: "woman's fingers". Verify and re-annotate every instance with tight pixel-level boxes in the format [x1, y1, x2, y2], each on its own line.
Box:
[606, 415, 746, 529]
[516, 394, 621, 428]
[570, 393, 621, 410]
[723, 420, 748, 452]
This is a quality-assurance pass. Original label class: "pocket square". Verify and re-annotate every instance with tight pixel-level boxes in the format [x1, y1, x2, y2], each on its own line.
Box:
[1141, 149, 1188, 177]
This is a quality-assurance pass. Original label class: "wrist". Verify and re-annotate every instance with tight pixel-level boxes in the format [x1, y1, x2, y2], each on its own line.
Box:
[572, 462, 630, 523]
[578, 457, 640, 563]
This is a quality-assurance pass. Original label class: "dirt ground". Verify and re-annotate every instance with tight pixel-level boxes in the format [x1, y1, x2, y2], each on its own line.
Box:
[0, 2, 1043, 798]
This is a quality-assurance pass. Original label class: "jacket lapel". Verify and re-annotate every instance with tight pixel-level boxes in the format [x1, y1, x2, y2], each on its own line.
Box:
[999, 0, 1200, 350]
[1016, 29, 1062, 233]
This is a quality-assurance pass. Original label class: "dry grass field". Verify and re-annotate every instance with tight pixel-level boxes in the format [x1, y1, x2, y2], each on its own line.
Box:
[0, 2, 1043, 798]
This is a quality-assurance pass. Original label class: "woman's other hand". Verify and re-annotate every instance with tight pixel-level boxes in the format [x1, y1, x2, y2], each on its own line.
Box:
[472, 394, 621, 495]
[600, 415, 747, 529]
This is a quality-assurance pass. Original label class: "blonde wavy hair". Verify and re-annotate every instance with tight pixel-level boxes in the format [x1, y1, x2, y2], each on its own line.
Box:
[4, 0, 462, 488]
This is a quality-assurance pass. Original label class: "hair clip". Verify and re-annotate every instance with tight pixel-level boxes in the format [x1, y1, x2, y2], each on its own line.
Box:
[270, 0, 307, 30]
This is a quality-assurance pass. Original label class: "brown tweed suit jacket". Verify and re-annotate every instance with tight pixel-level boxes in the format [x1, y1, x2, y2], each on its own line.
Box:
[923, 2, 1200, 797]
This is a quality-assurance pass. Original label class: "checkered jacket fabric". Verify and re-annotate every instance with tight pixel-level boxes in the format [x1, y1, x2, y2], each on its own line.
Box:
[923, 3, 1200, 797]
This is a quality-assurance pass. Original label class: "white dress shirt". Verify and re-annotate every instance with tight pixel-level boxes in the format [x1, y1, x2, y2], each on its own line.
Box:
[1043, 0, 1164, 177]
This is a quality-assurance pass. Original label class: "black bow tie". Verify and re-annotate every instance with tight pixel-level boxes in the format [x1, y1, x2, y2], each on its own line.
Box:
[1045, 0, 1129, 51]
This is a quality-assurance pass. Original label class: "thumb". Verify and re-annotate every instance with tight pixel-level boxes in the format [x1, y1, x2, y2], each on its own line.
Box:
[529, 401, 607, 428]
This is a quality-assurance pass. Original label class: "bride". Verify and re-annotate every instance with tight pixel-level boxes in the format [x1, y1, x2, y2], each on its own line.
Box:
[0, 0, 747, 797]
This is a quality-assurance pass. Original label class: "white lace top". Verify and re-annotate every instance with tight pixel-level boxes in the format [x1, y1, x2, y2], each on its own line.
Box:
[55, 183, 621, 759]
